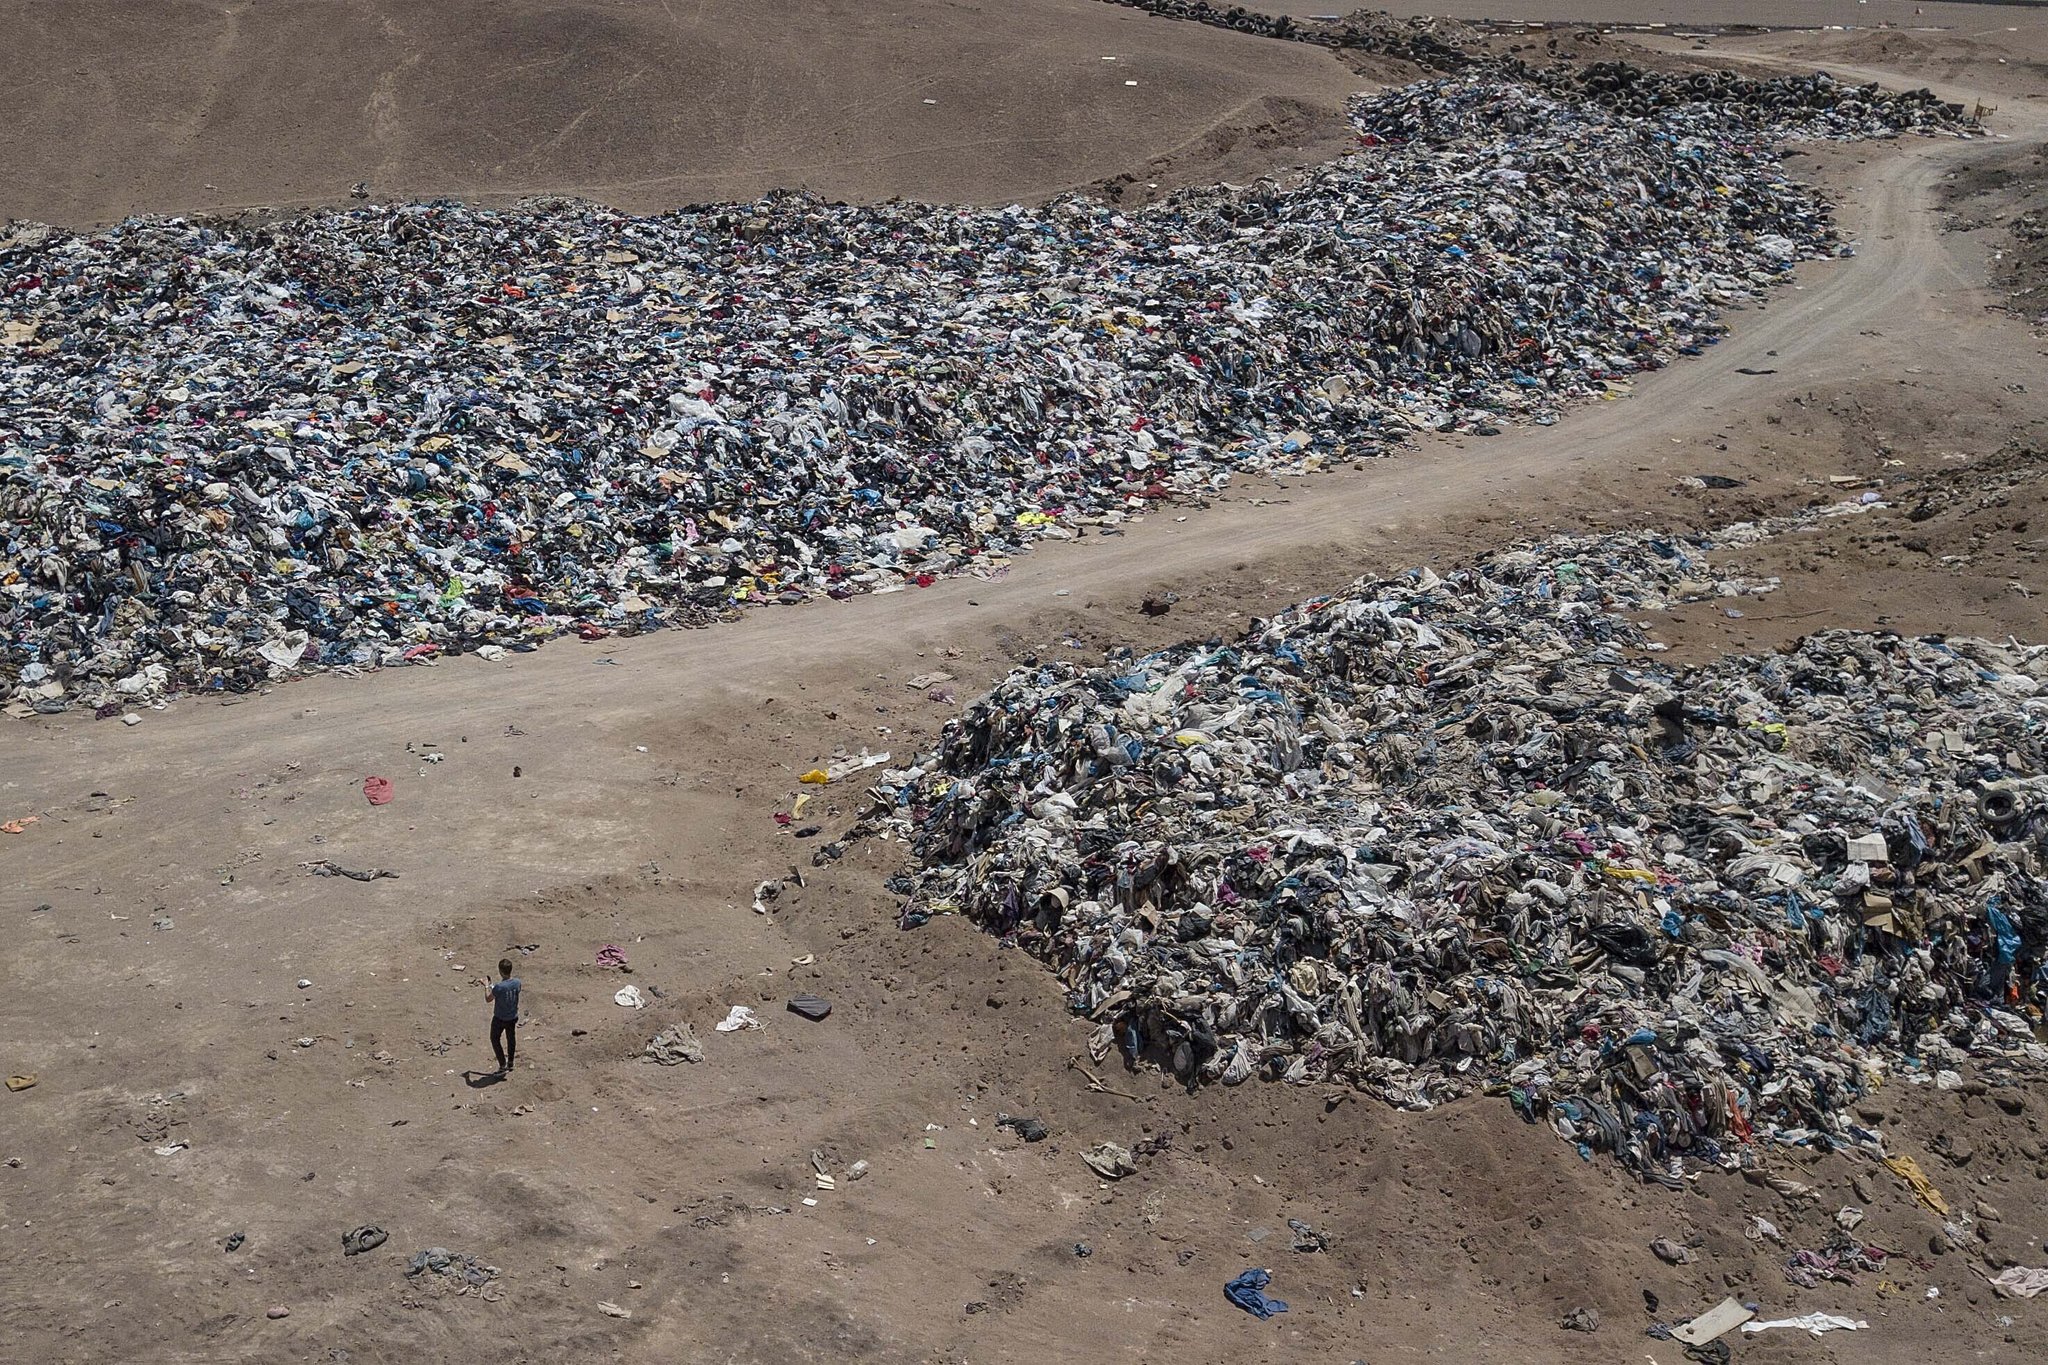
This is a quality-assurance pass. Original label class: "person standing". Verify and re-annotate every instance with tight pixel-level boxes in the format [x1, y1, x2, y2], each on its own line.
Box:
[485, 959, 521, 1073]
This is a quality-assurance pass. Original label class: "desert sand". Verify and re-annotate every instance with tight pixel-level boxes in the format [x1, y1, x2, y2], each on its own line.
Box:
[6, 4, 2048, 1363]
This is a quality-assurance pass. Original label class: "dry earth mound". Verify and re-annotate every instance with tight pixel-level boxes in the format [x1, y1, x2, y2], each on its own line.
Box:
[0, 0, 1366, 225]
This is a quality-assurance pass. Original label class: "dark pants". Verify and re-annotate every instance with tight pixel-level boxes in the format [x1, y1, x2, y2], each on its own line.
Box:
[490, 1016, 518, 1070]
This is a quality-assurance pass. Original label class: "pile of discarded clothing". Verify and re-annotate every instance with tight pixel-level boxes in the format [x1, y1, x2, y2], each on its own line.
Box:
[1528, 59, 1969, 137]
[874, 508, 2046, 1180]
[0, 69, 1956, 712]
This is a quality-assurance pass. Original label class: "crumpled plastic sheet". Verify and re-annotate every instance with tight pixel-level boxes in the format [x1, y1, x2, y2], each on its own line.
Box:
[1, 69, 1949, 713]
[869, 504, 2048, 1182]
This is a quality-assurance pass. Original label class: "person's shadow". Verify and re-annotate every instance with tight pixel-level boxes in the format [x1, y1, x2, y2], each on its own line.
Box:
[461, 1069, 507, 1088]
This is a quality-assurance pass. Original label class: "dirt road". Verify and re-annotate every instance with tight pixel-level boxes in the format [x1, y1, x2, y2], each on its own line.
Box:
[6, 40, 2048, 1365]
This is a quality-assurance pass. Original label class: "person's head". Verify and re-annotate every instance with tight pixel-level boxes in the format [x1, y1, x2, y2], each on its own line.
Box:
[498, 958, 513, 979]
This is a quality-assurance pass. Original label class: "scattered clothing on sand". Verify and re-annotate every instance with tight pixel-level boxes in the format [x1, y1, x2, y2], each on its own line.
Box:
[1224, 1268, 1288, 1319]
[341, 1225, 388, 1256]
[643, 1022, 704, 1065]
[405, 1246, 499, 1293]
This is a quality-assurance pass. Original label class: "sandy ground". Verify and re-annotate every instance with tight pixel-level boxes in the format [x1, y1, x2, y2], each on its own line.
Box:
[0, 0, 1369, 227]
[1259, 0, 2044, 33]
[9, 11, 2048, 1365]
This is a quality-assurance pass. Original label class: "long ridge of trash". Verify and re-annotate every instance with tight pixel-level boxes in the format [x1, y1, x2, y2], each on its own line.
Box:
[1, 58, 1968, 714]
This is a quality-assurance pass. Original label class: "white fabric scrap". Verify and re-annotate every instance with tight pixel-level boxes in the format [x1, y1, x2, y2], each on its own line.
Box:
[1990, 1266, 2048, 1299]
[1741, 1313, 1868, 1336]
[715, 1005, 762, 1032]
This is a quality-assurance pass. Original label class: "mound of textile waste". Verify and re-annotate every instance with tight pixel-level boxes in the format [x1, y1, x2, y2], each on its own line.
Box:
[3, 74, 1935, 712]
[873, 510, 2046, 1182]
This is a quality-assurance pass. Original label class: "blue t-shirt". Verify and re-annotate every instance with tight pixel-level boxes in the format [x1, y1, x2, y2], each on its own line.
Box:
[490, 978, 521, 1020]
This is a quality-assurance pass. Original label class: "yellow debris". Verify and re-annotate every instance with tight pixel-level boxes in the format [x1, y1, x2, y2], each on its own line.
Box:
[1884, 1154, 1949, 1215]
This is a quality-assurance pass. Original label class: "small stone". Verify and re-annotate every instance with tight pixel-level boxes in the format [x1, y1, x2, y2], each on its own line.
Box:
[1976, 1200, 2003, 1223]
[1855, 1103, 1886, 1124]
[266, 1306, 290, 1320]
[1562, 1306, 1600, 1333]
[1929, 1234, 1948, 1256]
[1994, 1093, 2025, 1116]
